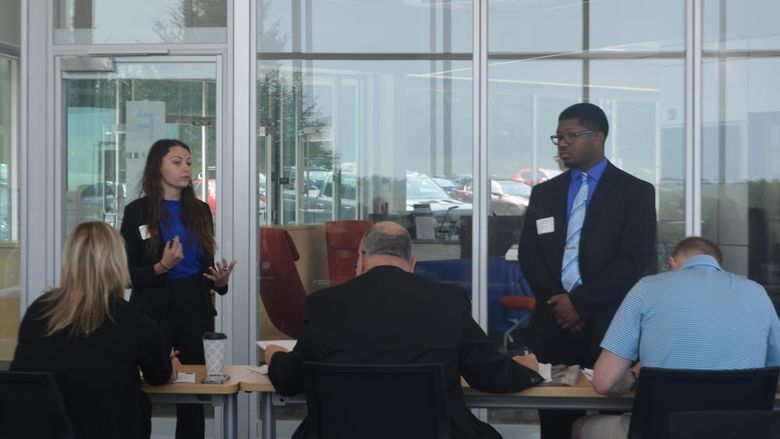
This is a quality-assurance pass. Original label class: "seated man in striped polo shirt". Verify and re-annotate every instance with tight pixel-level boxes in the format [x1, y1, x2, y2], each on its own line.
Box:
[574, 236, 780, 439]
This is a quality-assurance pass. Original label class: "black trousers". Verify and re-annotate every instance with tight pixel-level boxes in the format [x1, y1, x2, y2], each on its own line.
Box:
[533, 334, 596, 439]
[538, 409, 585, 439]
[156, 275, 215, 439]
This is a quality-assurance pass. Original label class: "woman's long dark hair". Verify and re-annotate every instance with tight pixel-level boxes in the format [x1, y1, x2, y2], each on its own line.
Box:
[140, 139, 216, 256]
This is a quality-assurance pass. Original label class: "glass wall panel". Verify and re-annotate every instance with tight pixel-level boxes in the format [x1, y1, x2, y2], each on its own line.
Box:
[256, 2, 473, 346]
[54, 0, 227, 44]
[703, 0, 780, 51]
[64, 61, 218, 235]
[258, 0, 472, 53]
[488, 0, 686, 349]
[702, 0, 780, 310]
[0, 55, 19, 362]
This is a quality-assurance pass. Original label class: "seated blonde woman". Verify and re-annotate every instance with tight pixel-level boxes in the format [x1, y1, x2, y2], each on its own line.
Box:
[10, 221, 179, 439]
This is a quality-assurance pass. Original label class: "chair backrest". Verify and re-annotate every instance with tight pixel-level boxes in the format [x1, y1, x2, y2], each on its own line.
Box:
[302, 362, 451, 439]
[324, 220, 372, 286]
[0, 371, 75, 439]
[670, 410, 780, 439]
[259, 227, 307, 338]
[628, 366, 780, 439]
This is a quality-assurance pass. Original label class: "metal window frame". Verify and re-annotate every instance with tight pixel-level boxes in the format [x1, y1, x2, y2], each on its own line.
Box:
[686, 0, 702, 236]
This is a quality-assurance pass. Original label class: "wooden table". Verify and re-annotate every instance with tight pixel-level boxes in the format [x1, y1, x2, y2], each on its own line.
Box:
[143, 365, 251, 439]
[144, 366, 780, 438]
[463, 377, 634, 411]
[238, 372, 636, 439]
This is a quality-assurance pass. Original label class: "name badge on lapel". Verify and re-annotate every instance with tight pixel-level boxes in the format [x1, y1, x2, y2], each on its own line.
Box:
[138, 225, 151, 240]
[536, 217, 555, 235]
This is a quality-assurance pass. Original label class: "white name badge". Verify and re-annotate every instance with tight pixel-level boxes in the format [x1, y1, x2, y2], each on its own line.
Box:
[138, 225, 151, 240]
[536, 217, 555, 235]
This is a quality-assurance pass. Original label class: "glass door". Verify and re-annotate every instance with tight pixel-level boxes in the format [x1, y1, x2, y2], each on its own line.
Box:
[62, 57, 219, 233]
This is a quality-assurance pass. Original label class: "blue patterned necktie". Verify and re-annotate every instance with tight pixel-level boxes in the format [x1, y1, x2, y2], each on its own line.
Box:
[561, 171, 588, 292]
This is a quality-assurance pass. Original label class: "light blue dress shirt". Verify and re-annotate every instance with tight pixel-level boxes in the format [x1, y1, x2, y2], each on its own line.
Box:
[601, 254, 780, 369]
[566, 157, 608, 219]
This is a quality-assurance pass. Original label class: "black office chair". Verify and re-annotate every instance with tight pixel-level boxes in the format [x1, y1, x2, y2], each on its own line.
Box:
[670, 410, 780, 439]
[302, 362, 451, 439]
[628, 366, 780, 439]
[0, 370, 75, 439]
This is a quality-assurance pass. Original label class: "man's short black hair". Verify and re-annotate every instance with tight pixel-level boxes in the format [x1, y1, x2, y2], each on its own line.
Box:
[558, 102, 609, 139]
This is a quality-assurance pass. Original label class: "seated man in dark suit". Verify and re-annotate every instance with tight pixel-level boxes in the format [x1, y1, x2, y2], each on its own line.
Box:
[265, 221, 544, 439]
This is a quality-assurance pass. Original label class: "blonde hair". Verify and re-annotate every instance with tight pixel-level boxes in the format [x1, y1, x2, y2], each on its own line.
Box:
[40, 222, 130, 336]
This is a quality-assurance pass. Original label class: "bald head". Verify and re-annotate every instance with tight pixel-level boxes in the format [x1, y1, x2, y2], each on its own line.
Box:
[357, 221, 415, 273]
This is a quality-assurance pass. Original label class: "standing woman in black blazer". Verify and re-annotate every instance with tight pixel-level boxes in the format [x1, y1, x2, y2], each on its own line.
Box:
[120, 138, 236, 439]
[11, 221, 179, 439]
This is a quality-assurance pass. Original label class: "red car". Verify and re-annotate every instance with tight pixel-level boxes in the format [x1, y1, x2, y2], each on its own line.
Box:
[512, 167, 562, 185]
[193, 171, 267, 218]
[452, 178, 530, 216]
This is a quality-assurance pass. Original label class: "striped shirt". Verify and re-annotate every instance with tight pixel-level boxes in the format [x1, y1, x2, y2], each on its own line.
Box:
[601, 255, 780, 369]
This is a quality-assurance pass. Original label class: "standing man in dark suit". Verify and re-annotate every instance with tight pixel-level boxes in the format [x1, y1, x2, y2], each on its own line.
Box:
[265, 221, 544, 439]
[518, 102, 656, 439]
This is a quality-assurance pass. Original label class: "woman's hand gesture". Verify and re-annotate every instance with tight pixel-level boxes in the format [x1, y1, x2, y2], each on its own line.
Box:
[204, 257, 237, 288]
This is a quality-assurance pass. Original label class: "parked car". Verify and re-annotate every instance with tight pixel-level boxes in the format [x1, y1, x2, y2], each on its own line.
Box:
[80, 181, 125, 223]
[492, 179, 531, 211]
[305, 170, 471, 224]
[193, 169, 267, 218]
[452, 177, 526, 216]
[512, 167, 563, 185]
[430, 176, 460, 197]
[405, 172, 471, 216]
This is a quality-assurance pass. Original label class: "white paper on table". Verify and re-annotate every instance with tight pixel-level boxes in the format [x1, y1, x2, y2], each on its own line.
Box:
[175, 372, 196, 383]
[256, 340, 297, 351]
[538, 362, 552, 383]
[248, 365, 269, 375]
[581, 368, 594, 381]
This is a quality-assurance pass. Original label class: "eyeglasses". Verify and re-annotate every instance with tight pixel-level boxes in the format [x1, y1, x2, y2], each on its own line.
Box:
[550, 130, 595, 146]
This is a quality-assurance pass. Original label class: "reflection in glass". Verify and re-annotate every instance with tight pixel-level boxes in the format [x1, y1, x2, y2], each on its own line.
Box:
[55, 0, 227, 44]
[64, 62, 218, 236]
[702, 0, 780, 50]
[257, 0, 472, 53]
[701, 51, 780, 308]
[257, 60, 473, 228]
[0, 55, 20, 361]
[256, 55, 474, 340]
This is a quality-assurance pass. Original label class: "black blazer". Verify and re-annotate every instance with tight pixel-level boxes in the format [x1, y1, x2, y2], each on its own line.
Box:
[11, 295, 172, 439]
[268, 266, 543, 439]
[120, 197, 227, 319]
[518, 162, 656, 367]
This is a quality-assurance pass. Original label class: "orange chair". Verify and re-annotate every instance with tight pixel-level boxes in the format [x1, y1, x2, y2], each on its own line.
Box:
[324, 220, 373, 286]
[259, 227, 307, 338]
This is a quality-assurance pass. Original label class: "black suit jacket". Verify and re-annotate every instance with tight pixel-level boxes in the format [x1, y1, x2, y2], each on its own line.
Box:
[11, 295, 172, 439]
[120, 197, 227, 319]
[268, 266, 543, 439]
[518, 162, 656, 367]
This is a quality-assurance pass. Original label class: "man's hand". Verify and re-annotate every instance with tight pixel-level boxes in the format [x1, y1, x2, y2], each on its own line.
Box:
[263, 344, 289, 366]
[547, 293, 581, 329]
[569, 320, 586, 332]
[169, 357, 182, 383]
[512, 353, 539, 372]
